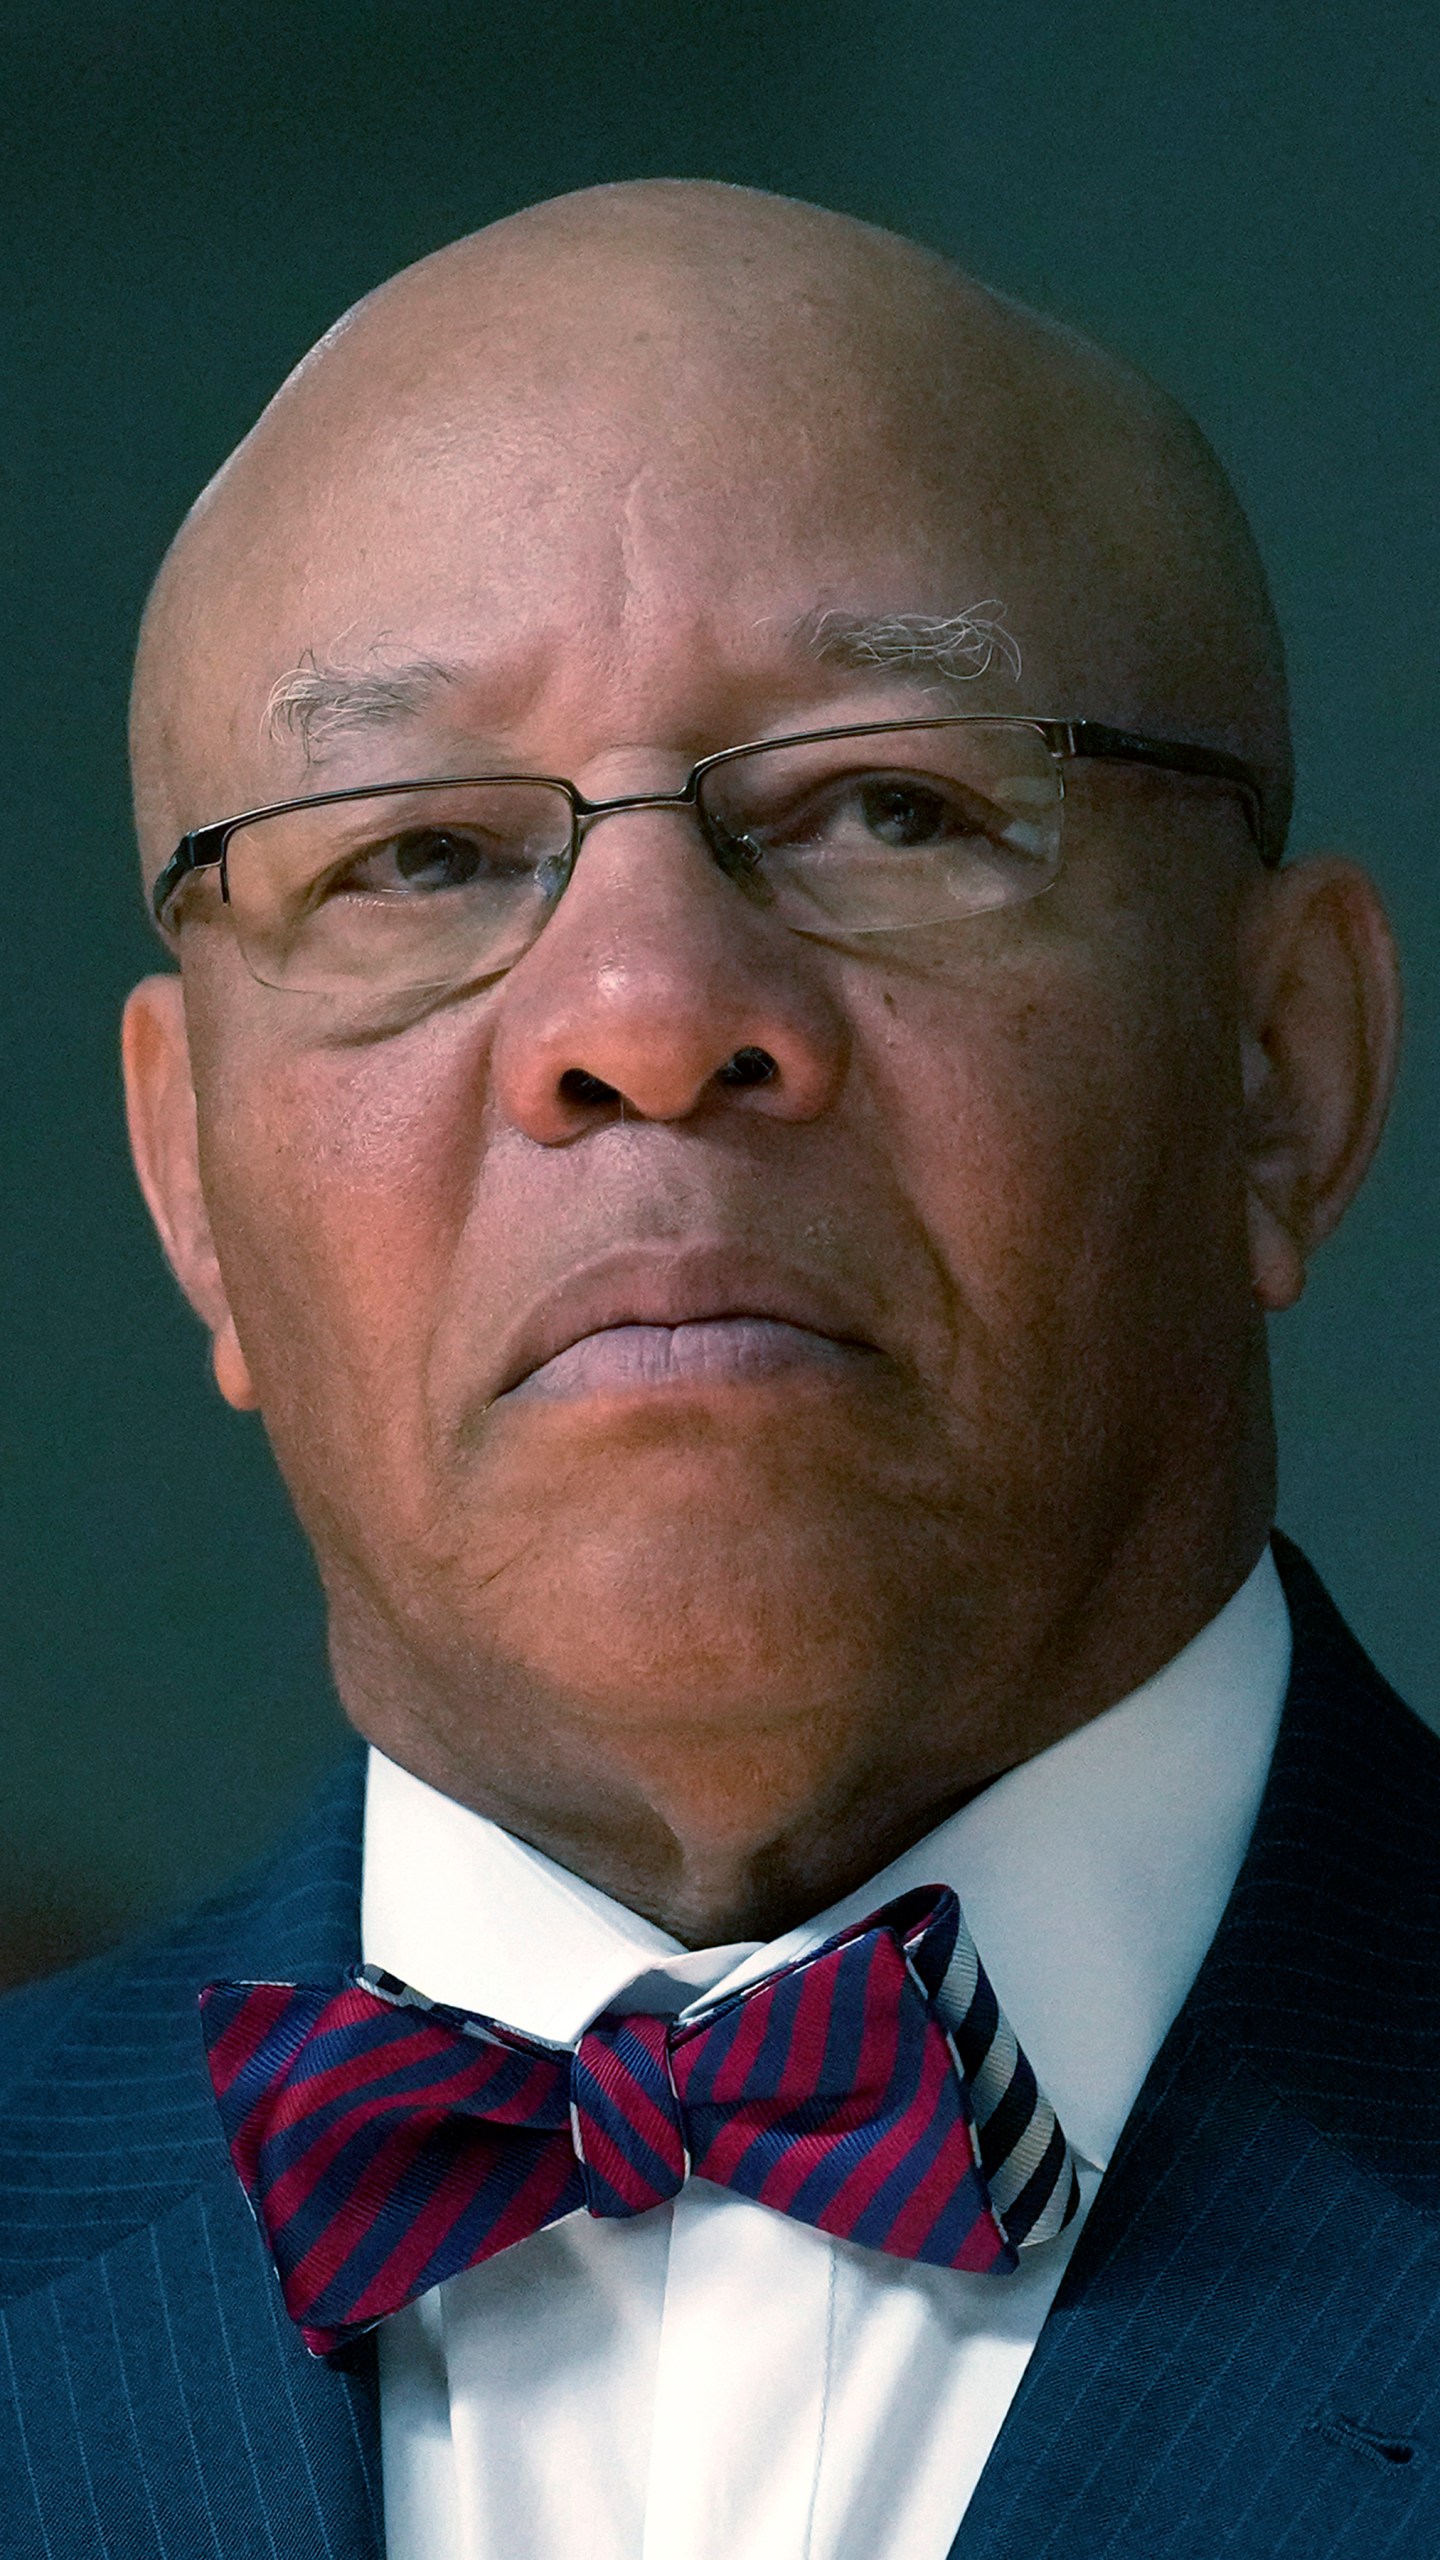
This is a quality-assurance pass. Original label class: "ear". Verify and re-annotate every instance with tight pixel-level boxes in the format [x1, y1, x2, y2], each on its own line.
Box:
[121, 973, 260, 1410]
[1238, 857, 1401, 1312]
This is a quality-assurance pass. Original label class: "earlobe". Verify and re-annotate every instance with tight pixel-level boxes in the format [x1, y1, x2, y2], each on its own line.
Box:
[1239, 857, 1401, 1312]
[1244, 1185, 1308, 1313]
[212, 1318, 260, 1411]
[121, 972, 259, 1410]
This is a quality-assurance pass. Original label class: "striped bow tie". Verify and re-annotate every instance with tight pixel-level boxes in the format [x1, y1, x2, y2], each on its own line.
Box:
[201, 1883, 1079, 2357]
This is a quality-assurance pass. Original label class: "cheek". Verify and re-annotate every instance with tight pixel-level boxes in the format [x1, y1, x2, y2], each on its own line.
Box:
[192, 1017, 486, 1489]
[848, 924, 1242, 1408]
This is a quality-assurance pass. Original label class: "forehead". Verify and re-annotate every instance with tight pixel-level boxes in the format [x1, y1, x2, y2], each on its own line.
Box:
[162, 358, 1045, 816]
[279, 331, 1007, 598]
[142, 228, 1271, 862]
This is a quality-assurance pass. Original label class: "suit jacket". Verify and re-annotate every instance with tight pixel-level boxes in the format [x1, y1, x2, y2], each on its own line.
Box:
[2, 1534, 1438, 2558]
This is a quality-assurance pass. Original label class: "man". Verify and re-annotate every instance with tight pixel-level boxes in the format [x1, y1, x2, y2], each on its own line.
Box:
[1, 177, 1432, 2558]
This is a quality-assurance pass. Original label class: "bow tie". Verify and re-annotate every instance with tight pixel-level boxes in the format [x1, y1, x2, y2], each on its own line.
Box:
[201, 1883, 1078, 2357]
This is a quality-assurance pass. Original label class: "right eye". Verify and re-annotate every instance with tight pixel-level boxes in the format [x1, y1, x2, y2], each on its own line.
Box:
[330, 825, 521, 897]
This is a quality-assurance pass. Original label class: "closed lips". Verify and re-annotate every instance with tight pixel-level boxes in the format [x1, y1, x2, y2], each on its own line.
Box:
[507, 1314, 872, 1400]
[487, 1250, 883, 1404]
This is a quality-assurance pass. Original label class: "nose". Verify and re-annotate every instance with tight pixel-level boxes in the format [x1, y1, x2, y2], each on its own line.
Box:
[486, 807, 849, 1142]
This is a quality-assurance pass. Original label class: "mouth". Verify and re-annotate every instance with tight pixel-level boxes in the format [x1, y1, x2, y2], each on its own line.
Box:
[506, 1314, 871, 1402]
[489, 1248, 883, 1406]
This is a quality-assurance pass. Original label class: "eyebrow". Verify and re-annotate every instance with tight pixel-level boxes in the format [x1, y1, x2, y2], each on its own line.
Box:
[264, 652, 465, 761]
[793, 602, 1023, 687]
[264, 600, 1024, 764]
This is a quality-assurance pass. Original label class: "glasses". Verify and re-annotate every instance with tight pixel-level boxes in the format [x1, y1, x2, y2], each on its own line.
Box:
[152, 715, 1269, 1023]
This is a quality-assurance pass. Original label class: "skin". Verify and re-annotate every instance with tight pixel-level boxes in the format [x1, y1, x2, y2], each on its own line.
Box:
[122, 181, 1401, 1946]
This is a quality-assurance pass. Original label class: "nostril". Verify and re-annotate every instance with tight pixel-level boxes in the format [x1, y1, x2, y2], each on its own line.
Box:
[716, 1046, 779, 1090]
[559, 1068, 621, 1108]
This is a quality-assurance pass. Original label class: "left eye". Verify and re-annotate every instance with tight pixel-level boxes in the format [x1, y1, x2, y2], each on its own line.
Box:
[849, 779, 967, 847]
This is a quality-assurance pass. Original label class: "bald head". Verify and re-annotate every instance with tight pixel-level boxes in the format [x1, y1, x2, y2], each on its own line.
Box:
[131, 179, 1289, 871]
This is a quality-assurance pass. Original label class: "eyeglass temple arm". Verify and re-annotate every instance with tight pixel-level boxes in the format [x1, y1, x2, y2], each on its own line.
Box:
[152, 827, 228, 926]
[1054, 720, 1272, 861]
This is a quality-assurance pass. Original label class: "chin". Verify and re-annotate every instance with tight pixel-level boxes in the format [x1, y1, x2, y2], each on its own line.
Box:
[454, 1458, 944, 1731]
[322, 1393, 986, 1755]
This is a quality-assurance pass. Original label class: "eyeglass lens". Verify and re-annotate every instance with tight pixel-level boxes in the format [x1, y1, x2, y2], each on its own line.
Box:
[219, 721, 1062, 1013]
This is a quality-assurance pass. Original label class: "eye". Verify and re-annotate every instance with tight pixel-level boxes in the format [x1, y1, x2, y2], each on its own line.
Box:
[850, 778, 972, 848]
[764, 767, 998, 857]
[331, 825, 514, 897]
[391, 827, 484, 888]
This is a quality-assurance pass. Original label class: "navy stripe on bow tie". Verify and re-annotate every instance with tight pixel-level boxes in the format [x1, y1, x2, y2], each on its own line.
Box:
[201, 1884, 1079, 2356]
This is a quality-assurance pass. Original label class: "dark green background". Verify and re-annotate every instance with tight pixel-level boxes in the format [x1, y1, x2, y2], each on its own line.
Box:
[2, 0, 1436, 1969]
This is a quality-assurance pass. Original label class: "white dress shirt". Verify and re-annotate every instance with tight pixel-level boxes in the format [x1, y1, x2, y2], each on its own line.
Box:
[364, 1550, 1291, 2560]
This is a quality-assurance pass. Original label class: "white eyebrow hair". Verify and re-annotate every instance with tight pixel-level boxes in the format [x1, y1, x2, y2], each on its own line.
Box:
[264, 603, 1022, 765]
[795, 602, 1023, 686]
[264, 650, 463, 761]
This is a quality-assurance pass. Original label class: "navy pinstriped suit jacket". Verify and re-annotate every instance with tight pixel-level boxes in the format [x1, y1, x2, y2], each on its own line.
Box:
[3, 1533, 1439, 2557]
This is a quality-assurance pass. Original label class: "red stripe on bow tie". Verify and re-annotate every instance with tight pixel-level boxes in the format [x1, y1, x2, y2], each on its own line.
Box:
[201, 1885, 1077, 2356]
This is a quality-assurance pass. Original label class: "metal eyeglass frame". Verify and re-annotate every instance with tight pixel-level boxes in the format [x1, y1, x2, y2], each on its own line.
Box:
[150, 714, 1274, 931]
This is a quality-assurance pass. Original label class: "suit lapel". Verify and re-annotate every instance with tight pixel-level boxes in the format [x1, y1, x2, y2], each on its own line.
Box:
[0, 1750, 383, 2560]
[954, 1536, 1440, 2558]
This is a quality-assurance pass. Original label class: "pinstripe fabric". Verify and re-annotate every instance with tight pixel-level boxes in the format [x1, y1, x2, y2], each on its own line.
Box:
[0, 1755, 381, 2560]
[953, 1534, 1440, 2558]
[1, 1535, 1437, 2558]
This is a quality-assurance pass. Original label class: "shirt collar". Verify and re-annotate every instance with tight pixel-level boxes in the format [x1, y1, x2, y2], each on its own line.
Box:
[362, 1547, 1290, 2174]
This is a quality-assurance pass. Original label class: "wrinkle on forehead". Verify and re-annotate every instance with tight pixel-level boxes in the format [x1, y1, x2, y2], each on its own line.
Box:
[130, 179, 1292, 877]
[261, 605, 1027, 777]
